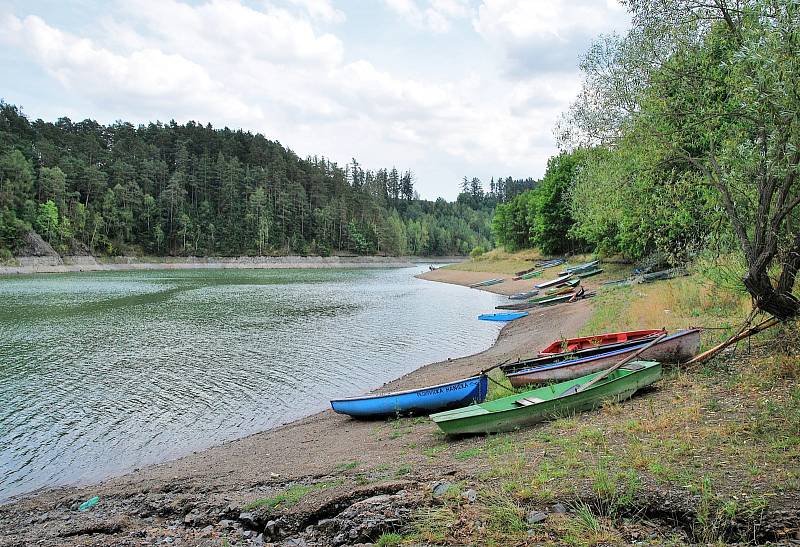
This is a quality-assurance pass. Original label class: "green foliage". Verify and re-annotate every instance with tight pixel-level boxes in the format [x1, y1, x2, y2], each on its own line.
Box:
[569, 139, 720, 261]
[375, 533, 404, 547]
[35, 200, 59, 243]
[243, 484, 315, 510]
[560, 1, 800, 313]
[492, 150, 587, 254]
[0, 207, 27, 250]
[0, 102, 493, 257]
[470, 245, 485, 258]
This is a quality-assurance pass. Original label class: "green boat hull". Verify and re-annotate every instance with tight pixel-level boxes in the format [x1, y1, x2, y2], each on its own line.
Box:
[577, 268, 604, 279]
[430, 361, 661, 435]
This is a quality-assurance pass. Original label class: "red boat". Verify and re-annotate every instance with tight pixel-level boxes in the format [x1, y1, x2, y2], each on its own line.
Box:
[538, 329, 666, 356]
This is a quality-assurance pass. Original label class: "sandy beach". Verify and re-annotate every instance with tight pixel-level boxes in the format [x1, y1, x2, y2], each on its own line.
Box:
[0, 268, 592, 546]
[0, 255, 458, 276]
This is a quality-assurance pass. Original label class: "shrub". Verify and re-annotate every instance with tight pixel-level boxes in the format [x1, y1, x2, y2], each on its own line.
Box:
[470, 246, 486, 258]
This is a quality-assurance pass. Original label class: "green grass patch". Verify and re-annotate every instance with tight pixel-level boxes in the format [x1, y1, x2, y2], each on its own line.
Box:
[375, 533, 405, 546]
[395, 463, 412, 477]
[243, 479, 342, 510]
[454, 447, 481, 461]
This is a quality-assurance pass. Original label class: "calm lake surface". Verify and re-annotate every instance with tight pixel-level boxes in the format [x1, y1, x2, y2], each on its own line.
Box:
[0, 266, 502, 501]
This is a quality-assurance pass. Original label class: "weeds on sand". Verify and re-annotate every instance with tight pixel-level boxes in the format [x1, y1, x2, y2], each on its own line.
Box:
[375, 533, 405, 546]
[334, 460, 359, 471]
[242, 480, 342, 510]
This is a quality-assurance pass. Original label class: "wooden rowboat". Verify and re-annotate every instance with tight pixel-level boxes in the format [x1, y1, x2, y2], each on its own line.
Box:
[577, 268, 604, 279]
[431, 361, 661, 435]
[514, 270, 543, 281]
[535, 273, 573, 290]
[535, 290, 596, 307]
[514, 266, 539, 277]
[536, 258, 566, 269]
[562, 260, 600, 274]
[505, 329, 700, 387]
[331, 375, 488, 419]
[469, 278, 504, 288]
[509, 290, 540, 300]
[496, 301, 538, 311]
[539, 329, 665, 356]
[544, 283, 579, 296]
[550, 278, 581, 291]
[501, 338, 664, 374]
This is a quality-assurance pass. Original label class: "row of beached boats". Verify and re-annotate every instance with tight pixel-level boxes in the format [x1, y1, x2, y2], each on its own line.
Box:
[329, 327, 701, 435]
[472, 260, 605, 320]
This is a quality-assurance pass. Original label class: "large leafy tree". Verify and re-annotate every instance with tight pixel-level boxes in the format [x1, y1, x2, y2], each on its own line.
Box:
[561, 0, 800, 319]
[492, 150, 587, 254]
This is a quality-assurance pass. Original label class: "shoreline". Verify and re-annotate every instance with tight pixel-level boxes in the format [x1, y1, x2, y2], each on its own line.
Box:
[0, 255, 464, 276]
[0, 269, 593, 545]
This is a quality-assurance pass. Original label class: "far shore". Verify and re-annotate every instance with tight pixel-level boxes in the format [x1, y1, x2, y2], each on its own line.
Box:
[0, 254, 465, 276]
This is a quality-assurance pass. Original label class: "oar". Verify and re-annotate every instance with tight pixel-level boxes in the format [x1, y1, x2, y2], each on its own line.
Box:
[480, 358, 518, 395]
[560, 333, 668, 396]
[480, 357, 512, 376]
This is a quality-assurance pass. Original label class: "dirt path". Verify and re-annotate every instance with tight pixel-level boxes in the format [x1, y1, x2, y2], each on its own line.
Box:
[0, 271, 593, 546]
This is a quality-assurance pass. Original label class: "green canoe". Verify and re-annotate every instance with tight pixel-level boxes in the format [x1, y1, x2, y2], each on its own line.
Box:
[430, 361, 661, 435]
[519, 270, 544, 280]
[577, 268, 604, 279]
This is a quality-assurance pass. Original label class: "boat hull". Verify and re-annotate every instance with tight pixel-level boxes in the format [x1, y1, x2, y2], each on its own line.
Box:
[577, 268, 603, 279]
[562, 260, 600, 275]
[535, 274, 573, 290]
[432, 362, 661, 435]
[538, 329, 665, 356]
[509, 290, 539, 300]
[507, 329, 700, 387]
[331, 375, 488, 419]
[479, 312, 528, 321]
[469, 278, 504, 288]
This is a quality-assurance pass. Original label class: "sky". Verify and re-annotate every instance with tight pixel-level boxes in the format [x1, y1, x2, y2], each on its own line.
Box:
[0, 0, 630, 200]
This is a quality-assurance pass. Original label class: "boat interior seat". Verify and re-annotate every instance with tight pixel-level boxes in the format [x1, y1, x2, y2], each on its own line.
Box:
[620, 362, 646, 371]
[515, 397, 545, 406]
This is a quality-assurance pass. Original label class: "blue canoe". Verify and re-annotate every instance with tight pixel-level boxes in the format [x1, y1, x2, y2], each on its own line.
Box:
[330, 375, 488, 419]
[478, 312, 529, 322]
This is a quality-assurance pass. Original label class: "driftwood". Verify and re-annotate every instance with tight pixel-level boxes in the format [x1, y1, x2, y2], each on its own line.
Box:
[683, 316, 781, 368]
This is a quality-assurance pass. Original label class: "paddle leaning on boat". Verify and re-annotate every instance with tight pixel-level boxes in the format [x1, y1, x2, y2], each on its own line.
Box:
[501, 329, 700, 387]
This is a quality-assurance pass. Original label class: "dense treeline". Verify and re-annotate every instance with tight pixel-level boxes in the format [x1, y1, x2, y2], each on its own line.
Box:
[0, 102, 493, 259]
[456, 175, 537, 210]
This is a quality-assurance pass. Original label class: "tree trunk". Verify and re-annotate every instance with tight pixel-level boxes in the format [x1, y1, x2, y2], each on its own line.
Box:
[743, 268, 800, 321]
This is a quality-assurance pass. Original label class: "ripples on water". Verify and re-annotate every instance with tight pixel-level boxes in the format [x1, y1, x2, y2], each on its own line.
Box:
[0, 266, 503, 501]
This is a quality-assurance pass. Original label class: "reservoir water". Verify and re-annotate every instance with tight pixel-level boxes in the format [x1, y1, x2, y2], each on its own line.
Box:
[0, 266, 503, 501]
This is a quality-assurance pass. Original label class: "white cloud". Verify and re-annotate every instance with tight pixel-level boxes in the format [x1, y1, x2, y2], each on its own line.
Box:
[288, 0, 346, 23]
[0, 0, 631, 198]
[122, 0, 344, 68]
[383, 0, 470, 33]
[474, 0, 629, 76]
[0, 13, 259, 121]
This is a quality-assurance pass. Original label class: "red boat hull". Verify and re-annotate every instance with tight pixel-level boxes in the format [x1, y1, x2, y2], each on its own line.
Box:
[509, 329, 700, 387]
[538, 329, 665, 356]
